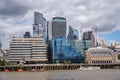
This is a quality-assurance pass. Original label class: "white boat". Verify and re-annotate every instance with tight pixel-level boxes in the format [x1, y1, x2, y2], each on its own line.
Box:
[77, 67, 100, 70]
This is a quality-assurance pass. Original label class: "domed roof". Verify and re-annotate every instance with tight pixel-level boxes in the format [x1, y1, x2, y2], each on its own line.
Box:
[88, 47, 113, 56]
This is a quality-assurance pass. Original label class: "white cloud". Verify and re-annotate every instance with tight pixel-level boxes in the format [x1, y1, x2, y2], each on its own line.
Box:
[0, 0, 120, 48]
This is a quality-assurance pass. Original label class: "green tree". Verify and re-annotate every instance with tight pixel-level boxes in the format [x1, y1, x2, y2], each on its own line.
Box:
[0, 60, 5, 66]
[118, 55, 120, 60]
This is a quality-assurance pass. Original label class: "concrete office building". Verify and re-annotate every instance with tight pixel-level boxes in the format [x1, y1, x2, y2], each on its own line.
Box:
[9, 37, 48, 64]
[85, 47, 117, 64]
[52, 17, 67, 39]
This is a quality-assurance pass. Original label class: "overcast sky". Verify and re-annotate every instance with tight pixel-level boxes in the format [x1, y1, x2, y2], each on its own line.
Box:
[0, 0, 120, 49]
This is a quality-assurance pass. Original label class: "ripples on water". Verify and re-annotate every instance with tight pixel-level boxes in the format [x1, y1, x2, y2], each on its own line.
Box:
[46, 70, 120, 80]
[0, 70, 120, 80]
[47, 77, 75, 80]
[47, 72, 76, 80]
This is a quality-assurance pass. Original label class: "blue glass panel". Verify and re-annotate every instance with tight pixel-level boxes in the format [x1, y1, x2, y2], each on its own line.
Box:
[50, 37, 84, 63]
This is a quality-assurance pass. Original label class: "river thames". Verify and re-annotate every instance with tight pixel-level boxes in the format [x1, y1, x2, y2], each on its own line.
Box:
[0, 69, 120, 80]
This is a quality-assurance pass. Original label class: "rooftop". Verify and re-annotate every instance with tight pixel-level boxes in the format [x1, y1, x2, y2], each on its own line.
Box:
[52, 17, 66, 21]
[88, 47, 114, 56]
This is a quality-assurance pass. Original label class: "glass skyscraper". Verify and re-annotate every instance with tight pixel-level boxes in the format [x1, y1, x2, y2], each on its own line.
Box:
[82, 31, 95, 46]
[52, 17, 67, 39]
[33, 12, 47, 40]
[71, 40, 93, 52]
[49, 38, 83, 63]
[67, 26, 79, 41]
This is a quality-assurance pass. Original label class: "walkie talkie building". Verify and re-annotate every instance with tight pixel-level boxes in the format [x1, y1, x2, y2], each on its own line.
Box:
[52, 17, 67, 39]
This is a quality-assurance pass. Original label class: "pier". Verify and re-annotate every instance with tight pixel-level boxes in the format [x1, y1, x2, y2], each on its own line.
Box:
[0, 63, 120, 72]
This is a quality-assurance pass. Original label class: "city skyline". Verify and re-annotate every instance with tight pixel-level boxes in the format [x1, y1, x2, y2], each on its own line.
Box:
[0, 0, 120, 49]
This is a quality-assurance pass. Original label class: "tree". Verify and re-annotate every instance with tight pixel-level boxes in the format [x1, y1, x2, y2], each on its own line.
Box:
[0, 60, 5, 66]
[118, 55, 120, 60]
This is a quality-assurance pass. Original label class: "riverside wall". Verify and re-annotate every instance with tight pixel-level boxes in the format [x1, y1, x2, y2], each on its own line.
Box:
[0, 63, 120, 72]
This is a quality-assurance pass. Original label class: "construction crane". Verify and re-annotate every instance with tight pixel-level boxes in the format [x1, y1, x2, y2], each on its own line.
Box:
[93, 26, 98, 46]
[80, 22, 83, 40]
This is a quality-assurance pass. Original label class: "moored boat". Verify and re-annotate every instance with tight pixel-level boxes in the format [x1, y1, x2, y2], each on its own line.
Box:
[77, 67, 100, 70]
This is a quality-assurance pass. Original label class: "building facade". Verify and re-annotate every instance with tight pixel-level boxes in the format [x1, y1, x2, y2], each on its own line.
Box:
[97, 40, 107, 47]
[67, 26, 79, 41]
[113, 43, 120, 54]
[9, 38, 48, 64]
[70, 40, 93, 52]
[3, 50, 9, 62]
[82, 31, 95, 47]
[33, 12, 47, 39]
[85, 47, 117, 64]
[112, 43, 120, 63]
[52, 17, 67, 39]
[23, 32, 31, 38]
[0, 49, 3, 60]
[0, 41, 2, 49]
[49, 38, 83, 63]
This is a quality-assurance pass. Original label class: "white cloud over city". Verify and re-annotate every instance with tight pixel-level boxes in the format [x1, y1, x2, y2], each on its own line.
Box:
[0, 0, 120, 48]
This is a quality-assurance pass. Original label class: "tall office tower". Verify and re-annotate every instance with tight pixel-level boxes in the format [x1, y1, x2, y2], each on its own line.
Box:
[67, 26, 79, 41]
[52, 17, 67, 39]
[9, 37, 48, 64]
[23, 32, 31, 38]
[82, 31, 95, 47]
[33, 12, 47, 38]
[46, 21, 49, 43]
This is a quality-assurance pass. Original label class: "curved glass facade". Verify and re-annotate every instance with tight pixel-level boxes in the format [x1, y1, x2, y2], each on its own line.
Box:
[67, 26, 79, 41]
[52, 17, 67, 39]
[33, 12, 47, 43]
[50, 38, 83, 63]
[52, 17, 66, 22]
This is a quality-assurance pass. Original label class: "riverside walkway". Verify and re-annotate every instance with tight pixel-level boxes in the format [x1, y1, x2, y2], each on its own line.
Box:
[0, 63, 120, 72]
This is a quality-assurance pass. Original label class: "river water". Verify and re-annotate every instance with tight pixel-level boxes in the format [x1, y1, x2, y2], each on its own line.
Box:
[0, 69, 120, 80]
